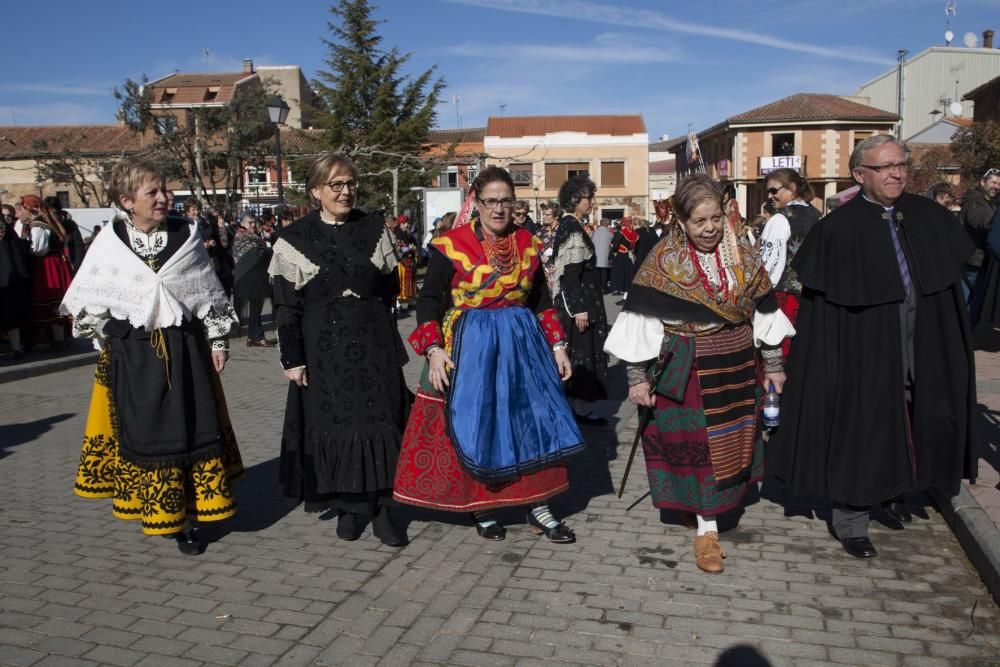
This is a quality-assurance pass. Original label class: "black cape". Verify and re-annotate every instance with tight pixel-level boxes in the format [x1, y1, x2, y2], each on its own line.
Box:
[766, 193, 978, 506]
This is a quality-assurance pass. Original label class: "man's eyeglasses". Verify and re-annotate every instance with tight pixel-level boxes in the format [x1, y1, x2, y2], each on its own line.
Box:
[860, 161, 911, 174]
[479, 197, 516, 210]
[326, 179, 358, 193]
[983, 168, 1000, 180]
[766, 185, 787, 196]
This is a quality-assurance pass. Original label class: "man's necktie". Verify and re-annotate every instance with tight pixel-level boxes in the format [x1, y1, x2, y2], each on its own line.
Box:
[883, 210, 912, 295]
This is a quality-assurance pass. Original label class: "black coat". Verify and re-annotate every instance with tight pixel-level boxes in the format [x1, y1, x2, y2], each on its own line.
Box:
[767, 193, 978, 506]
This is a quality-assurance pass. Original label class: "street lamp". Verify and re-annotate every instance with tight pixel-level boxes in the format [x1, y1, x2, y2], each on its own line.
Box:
[266, 96, 290, 208]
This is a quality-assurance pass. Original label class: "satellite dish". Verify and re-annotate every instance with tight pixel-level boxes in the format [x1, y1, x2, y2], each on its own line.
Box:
[950, 101, 964, 116]
[964, 32, 979, 48]
[945, 30, 954, 44]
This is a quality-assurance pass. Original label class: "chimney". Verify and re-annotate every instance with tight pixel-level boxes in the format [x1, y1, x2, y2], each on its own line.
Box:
[243, 58, 254, 74]
[984, 30, 995, 49]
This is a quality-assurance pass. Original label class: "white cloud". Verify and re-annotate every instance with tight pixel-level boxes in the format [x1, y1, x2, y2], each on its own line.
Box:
[447, 32, 684, 65]
[443, 0, 896, 66]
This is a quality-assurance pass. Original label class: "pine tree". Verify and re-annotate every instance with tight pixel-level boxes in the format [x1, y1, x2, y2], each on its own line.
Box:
[310, 0, 444, 212]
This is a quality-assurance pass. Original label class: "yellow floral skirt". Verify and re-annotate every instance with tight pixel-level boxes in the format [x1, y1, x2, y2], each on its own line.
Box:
[74, 350, 245, 535]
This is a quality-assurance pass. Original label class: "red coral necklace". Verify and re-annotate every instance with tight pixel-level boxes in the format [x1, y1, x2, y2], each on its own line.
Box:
[483, 228, 518, 275]
[688, 241, 729, 304]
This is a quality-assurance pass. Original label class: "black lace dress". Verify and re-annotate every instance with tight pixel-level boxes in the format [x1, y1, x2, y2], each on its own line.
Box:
[272, 210, 409, 512]
[552, 215, 609, 402]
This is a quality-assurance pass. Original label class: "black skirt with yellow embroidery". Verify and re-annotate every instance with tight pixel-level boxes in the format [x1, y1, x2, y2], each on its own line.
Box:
[74, 347, 244, 535]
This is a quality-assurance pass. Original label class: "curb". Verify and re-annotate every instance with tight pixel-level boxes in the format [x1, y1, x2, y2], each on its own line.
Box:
[933, 484, 1000, 605]
[0, 350, 99, 384]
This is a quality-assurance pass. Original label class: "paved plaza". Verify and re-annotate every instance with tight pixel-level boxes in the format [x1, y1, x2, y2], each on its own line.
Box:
[1, 297, 999, 666]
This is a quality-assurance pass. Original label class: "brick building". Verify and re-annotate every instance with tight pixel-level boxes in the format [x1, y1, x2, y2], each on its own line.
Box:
[483, 115, 649, 221]
[670, 93, 898, 216]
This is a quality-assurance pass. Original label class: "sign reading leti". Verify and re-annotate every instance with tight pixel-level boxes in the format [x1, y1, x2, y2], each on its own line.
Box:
[759, 156, 801, 175]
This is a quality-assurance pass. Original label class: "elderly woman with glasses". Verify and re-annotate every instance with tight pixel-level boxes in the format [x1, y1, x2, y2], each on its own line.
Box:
[269, 152, 409, 547]
[551, 174, 610, 424]
[395, 166, 584, 543]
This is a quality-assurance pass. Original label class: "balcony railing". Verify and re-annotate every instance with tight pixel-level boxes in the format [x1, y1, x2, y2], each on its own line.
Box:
[244, 182, 304, 198]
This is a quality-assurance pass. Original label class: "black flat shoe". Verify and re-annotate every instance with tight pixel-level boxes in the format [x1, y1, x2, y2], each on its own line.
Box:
[526, 512, 575, 544]
[841, 536, 877, 559]
[173, 529, 203, 556]
[372, 506, 408, 547]
[336, 512, 363, 541]
[475, 522, 506, 540]
[884, 500, 912, 525]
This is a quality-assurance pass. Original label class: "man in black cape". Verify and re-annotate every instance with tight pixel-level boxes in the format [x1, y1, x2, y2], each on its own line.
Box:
[767, 135, 978, 559]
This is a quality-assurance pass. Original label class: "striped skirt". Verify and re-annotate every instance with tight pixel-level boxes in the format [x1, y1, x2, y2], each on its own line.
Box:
[641, 323, 762, 515]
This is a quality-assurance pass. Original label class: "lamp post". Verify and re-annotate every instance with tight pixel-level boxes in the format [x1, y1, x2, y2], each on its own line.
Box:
[266, 96, 290, 208]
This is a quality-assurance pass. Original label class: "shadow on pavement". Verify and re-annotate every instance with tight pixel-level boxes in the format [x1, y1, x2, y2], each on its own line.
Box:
[201, 457, 296, 542]
[976, 402, 1000, 477]
[0, 413, 76, 458]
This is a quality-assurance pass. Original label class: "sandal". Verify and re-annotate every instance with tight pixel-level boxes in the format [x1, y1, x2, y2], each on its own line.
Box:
[526, 512, 575, 544]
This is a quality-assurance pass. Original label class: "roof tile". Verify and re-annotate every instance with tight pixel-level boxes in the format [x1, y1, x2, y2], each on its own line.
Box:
[486, 115, 645, 138]
[728, 94, 898, 124]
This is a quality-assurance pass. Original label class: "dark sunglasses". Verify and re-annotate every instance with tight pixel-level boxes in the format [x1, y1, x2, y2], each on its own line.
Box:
[766, 186, 785, 195]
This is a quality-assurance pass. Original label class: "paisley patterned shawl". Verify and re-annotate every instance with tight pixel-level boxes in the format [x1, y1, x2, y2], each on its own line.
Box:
[430, 222, 540, 309]
[630, 219, 771, 336]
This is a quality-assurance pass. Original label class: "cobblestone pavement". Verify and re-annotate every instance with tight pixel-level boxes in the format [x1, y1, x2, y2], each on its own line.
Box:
[2, 297, 999, 666]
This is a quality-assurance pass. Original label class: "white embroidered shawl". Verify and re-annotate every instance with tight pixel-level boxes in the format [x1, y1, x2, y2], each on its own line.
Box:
[60, 219, 232, 332]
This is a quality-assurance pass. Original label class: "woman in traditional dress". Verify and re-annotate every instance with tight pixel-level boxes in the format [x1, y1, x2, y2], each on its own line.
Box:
[389, 214, 419, 312]
[232, 212, 274, 348]
[269, 152, 408, 547]
[759, 168, 821, 359]
[552, 175, 610, 425]
[605, 174, 791, 573]
[15, 195, 74, 347]
[62, 157, 243, 555]
[537, 200, 562, 294]
[608, 217, 638, 296]
[394, 166, 584, 543]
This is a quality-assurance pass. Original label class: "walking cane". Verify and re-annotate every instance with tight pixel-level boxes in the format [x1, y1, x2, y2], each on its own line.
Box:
[617, 352, 667, 499]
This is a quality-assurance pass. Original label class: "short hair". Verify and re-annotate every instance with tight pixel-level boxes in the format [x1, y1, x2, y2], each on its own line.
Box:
[513, 200, 530, 213]
[558, 174, 596, 212]
[927, 182, 954, 201]
[765, 168, 814, 202]
[306, 152, 358, 207]
[108, 157, 163, 209]
[437, 211, 456, 233]
[599, 217, 610, 227]
[183, 196, 201, 214]
[849, 135, 909, 173]
[540, 200, 563, 218]
[471, 165, 515, 196]
[673, 174, 723, 221]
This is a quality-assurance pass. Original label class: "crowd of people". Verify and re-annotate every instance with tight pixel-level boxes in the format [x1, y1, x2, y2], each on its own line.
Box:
[45, 138, 984, 573]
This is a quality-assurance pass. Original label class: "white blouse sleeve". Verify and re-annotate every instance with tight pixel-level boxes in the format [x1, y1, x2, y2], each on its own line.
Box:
[759, 214, 790, 286]
[604, 310, 664, 363]
[753, 308, 795, 348]
[30, 226, 50, 256]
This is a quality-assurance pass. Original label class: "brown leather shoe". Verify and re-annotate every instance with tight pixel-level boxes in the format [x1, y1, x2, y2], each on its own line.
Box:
[694, 531, 725, 573]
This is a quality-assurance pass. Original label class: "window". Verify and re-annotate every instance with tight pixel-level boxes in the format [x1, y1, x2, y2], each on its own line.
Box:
[544, 162, 589, 189]
[155, 114, 178, 135]
[771, 133, 795, 156]
[204, 87, 220, 102]
[56, 191, 70, 209]
[853, 131, 874, 150]
[160, 88, 177, 104]
[600, 161, 625, 187]
[509, 163, 532, 186]
[247, 166, 267, 185]
[466, 166, 478, 184]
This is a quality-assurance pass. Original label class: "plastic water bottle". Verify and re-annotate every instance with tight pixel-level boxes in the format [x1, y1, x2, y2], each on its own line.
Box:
[762, 382, 780, 430]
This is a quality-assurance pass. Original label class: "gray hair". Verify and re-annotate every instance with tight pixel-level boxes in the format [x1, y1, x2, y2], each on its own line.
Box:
[849, 135, 910, 173]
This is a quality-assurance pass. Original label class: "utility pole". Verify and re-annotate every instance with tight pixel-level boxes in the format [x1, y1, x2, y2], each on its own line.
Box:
[896, 49, 907, 139]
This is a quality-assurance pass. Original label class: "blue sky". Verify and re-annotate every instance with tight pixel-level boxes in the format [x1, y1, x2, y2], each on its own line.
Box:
[3, 0, 997, 140]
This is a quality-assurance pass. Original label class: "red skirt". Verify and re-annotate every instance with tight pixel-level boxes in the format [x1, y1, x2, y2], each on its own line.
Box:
[33, 254, 73, 337]
[774, 291, 799, 358]
[398, 258, 418, 302]
[393, 390, 569, 512]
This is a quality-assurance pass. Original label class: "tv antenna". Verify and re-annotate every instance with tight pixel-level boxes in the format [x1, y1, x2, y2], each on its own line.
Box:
[453, 95, 462, 129]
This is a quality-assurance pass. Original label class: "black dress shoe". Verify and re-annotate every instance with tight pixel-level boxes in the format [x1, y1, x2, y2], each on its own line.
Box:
[526, 512, 576, 544]
[841, 536, 877, 559]
[884, 500, 912, 525]
[372, 506, 408, 547]
[173, 529, 204, 556]
[474, 522, 507, 540]
[573, 412, 608, 426]
[336, 512, 363, 541]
